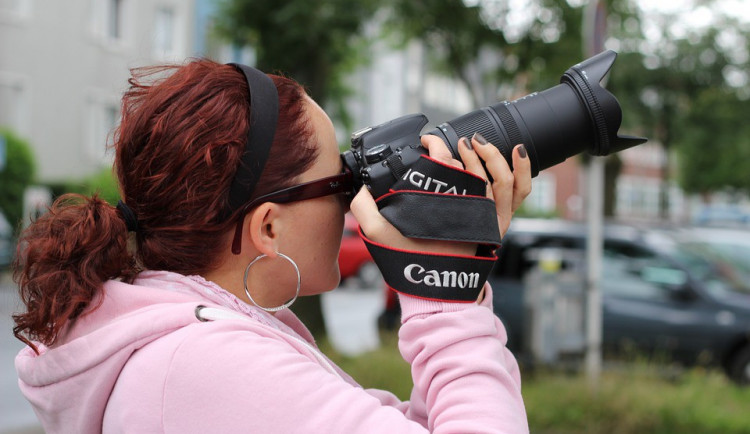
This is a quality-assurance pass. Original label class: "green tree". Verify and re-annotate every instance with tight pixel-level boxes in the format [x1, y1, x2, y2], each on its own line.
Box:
[384, 0, 504, 107]
[383, 0, 592, 107]
[605, 4, 750, 209]
[678, 87, 750, 194]
[386, 0, 641, 216]
[214, 0, 379, 129]
[0, 128, 36, 233]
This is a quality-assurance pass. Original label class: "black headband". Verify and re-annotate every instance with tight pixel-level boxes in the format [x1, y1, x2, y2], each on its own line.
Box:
[226, 63, 279, 214]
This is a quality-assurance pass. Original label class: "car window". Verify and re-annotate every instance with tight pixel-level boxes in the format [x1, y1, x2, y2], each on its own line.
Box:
[601, 241, 686, 301]
[671, 241, 750, 297]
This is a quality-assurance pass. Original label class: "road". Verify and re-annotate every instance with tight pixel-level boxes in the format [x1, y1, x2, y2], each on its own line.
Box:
[0, 274, 42, 434]
[0, 274, 383, 433]
[322, 281, 385, 356]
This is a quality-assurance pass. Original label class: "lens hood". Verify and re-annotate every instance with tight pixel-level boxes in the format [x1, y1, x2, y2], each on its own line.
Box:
[563, 50, 647, 156]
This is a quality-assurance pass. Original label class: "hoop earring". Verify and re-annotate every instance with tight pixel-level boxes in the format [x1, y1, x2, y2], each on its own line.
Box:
[243, 252, 301, 312]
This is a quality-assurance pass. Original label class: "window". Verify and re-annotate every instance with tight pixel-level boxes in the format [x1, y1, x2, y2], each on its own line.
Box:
[525, 173, 557, 213]
[601, 241, 686, 301]
[87, 98, 119, 164]
[108, 0, 122, 39]
[153, 7, 175, 58]
[0, 0, 31, 21]
[152, 4, 187, 61]
[616, 175, 660, 219]
[422, 74, 473, 114]
[90, 0, 129, 44]
[0, 72, 30, 136]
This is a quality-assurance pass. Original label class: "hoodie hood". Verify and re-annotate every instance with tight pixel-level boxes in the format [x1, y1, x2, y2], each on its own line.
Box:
[15, 271, 307, 434]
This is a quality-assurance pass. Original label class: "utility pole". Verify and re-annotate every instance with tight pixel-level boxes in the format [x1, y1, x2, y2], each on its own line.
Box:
[583, 0, 606, 389]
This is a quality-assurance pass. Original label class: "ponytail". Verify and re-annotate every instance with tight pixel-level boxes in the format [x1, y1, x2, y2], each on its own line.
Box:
[12, 194, 137, 353]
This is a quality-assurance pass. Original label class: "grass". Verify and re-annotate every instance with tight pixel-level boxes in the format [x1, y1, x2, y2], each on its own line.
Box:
[319, 331, 750, 433]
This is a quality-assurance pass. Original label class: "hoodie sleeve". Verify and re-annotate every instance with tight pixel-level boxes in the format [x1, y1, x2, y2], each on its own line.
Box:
[395, 284, 528, 431]
[152, 284, 527, 434]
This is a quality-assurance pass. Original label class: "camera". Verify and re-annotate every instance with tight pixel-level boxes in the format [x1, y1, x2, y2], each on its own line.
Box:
[341, 50, 647, 198]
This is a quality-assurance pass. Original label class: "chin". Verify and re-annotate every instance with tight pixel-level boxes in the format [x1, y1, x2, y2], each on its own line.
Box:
[324, 269, 342, 292]
[303, 268, 341, 295]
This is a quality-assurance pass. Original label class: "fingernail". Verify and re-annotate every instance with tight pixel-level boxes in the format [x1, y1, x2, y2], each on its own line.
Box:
[460, 136, 473, 150]
[472, 132, 488, 146]
[517, 144, 527, 158]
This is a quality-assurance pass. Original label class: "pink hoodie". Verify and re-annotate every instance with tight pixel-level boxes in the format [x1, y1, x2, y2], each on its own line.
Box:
[15, 270, 528, 433]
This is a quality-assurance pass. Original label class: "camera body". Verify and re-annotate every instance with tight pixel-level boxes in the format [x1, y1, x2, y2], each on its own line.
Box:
[342, 114, 431, 199]
[341, 50, 646, 199]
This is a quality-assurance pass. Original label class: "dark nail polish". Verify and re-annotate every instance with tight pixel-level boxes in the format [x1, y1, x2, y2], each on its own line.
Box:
[472, 132, 488, 146]
[460, 137, 473, 150]
[518, 144, 527, 158]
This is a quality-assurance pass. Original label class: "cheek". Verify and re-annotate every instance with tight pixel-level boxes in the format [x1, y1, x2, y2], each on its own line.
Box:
[294, 201, 345, 270]
[294, 208, 344, 294]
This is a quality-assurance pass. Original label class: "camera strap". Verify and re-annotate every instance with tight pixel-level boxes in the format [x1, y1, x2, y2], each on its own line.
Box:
[360, 155, 501, 302]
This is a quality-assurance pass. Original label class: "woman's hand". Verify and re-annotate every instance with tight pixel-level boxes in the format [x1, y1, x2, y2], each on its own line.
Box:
[459, 133, 532, 237]
[350, 133, 532, 256]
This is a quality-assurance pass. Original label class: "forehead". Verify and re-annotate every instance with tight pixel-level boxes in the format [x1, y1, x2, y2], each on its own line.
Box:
[305, 97, 339, 159]
[299, 97, 341, 181]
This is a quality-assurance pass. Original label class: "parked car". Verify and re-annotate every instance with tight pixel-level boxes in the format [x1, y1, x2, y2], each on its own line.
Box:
[489, 218, 750, 384]
[0, 211, 14, 270]
[693, 205, 750, 227]
[338, 213, 382, 288]
[379, 218, 750, 384]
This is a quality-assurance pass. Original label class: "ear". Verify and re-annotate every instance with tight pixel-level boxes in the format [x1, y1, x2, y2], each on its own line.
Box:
[244, 203, 283, 257]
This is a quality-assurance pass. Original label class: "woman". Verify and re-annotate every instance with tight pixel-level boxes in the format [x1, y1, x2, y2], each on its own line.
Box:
[13, 59, 531, 433]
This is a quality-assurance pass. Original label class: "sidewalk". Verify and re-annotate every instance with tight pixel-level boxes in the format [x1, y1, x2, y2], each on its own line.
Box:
[1, 273, 43, 434]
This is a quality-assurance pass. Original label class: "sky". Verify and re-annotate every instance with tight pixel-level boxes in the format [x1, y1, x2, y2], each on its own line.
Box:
[638, 0, 750, 37]
[473, 0, 750, 44]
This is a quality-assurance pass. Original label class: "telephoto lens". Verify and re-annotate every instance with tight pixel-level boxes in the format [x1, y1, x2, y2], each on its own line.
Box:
[341, 50, 647, 198]
[426, 50, 646, 176]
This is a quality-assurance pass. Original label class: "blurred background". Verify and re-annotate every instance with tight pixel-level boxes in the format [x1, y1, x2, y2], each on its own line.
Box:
[2, 0, 750, 433]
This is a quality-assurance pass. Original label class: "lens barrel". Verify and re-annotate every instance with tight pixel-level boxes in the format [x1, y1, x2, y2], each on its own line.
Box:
[427, 50, 646, 176]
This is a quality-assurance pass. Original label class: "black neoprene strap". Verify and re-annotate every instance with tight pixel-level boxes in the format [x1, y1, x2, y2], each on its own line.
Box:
[360, 155, 501, 302]
[377, 192, 500, 244]
[226, 63, 279, 213]
[381, 156, 500, 245]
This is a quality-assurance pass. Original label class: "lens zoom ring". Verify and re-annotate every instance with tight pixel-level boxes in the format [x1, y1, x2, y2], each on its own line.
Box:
[493, 104, 523, 152]
[450, 111, 503, 151]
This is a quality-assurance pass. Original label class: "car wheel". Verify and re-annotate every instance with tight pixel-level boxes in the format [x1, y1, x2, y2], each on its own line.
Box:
[728, 345, 750, 386]
[357, 262, 382, 289]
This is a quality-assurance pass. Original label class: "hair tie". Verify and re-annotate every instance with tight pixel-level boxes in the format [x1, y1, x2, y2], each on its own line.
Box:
[116, 200, 139, 233]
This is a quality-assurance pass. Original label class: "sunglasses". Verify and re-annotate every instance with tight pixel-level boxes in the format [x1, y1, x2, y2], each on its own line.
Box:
[231, 168, 354, 254]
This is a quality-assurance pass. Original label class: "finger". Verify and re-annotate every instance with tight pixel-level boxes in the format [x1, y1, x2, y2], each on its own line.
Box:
[471, 133, 515, 236]
[456, 136, 492, 199]
[421, 134, 463, 169]
[349, 187, 407, 247]
[511, 144, 532, 212]
[349, 187, 386, 237]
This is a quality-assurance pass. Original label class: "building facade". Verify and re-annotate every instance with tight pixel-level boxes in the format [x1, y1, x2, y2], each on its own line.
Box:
[1, 1, 701, 223]
[0, 0, 195, 181]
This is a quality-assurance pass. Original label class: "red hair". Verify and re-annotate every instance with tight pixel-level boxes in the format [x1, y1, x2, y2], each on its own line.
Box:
[13, 59, 318, 351]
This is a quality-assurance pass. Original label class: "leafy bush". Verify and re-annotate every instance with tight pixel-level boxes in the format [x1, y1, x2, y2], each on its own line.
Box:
[40, 167, 121, 206]
[63, 167, 121, 205]
[0, 128, 36, 233]
[522, 367, 750, 433]
[320, 332, 750, 433]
